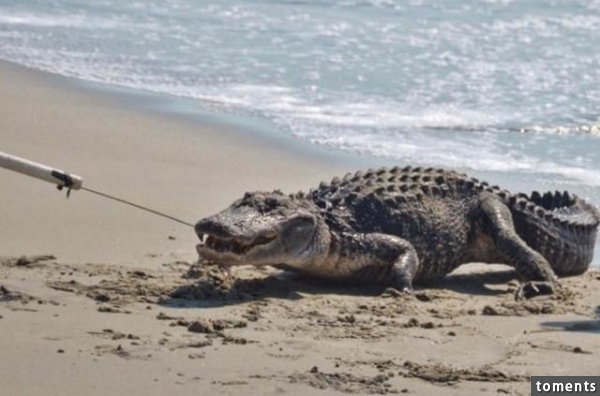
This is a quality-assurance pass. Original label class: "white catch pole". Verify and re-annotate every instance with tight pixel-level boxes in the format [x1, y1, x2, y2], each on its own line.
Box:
[0, 150, 83, 191]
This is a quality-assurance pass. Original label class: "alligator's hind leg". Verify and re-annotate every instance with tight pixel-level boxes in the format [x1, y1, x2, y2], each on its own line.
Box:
[337, 232, 420, 293]
[479, 194, 559, 299]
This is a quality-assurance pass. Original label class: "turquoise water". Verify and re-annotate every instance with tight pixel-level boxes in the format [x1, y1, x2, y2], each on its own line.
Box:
[0, 0, 598, 260]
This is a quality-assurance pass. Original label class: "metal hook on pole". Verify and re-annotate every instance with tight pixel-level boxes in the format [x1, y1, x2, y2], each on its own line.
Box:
[0, 151, 83, 197]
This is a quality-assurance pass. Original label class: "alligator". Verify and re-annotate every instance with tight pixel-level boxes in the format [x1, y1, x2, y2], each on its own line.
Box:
[195, 166, 600, 299]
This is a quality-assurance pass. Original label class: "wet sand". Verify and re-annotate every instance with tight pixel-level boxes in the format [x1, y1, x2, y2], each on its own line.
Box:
[1, 61, 599, 396]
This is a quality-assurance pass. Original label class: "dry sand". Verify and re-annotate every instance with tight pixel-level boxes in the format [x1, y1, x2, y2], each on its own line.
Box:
[1, 61, 599, 396]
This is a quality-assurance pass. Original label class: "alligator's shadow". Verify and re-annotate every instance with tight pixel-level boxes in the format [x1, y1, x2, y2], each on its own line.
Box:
[160, 272, 380, 309]
[441, 267, 518, 296]
[539, 318, 600, 334]
[159, 266, 517, 309]
[537, 305, 600, 334]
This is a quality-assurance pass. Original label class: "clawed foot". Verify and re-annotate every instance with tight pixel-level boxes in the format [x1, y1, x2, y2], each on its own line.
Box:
[515, 281, 557, 300]
[382, 286, 413, 297]
[381, 287, 412, 297]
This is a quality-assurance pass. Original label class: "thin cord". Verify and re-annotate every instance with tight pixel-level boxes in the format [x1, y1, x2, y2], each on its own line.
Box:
[81, 186, 195, 228]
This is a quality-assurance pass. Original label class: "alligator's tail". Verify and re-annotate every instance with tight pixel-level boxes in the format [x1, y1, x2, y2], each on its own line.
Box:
[507, 191, 600, 276]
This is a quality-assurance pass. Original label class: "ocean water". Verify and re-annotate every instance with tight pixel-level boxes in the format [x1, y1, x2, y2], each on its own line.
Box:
[1, 0, 599, 259]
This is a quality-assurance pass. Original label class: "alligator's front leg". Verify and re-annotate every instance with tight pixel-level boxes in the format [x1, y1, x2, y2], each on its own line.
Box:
[479, 194, 559, 299]
[334, 232, 420, 292]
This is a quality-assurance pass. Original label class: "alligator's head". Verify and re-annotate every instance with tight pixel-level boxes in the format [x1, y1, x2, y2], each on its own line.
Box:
[195, 191, 329, 267]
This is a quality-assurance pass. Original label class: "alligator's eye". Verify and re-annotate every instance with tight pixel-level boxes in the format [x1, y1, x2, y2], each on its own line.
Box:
[290, 224, 309, 234]
[283, 219, 314, 238]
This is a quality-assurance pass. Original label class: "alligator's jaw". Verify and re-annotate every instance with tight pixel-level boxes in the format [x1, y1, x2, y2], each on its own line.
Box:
[196, 233, 277, 266]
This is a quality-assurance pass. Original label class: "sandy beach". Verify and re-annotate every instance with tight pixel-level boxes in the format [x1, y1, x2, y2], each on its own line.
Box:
[1, 61, 599, 396]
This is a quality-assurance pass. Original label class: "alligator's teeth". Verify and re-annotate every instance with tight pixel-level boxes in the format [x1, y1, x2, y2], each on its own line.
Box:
[206, 236, 215, 248]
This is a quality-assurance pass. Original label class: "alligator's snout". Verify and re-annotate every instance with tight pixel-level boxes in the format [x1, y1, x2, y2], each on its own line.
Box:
[195, 216, 233, 240]
[196, 204, 262, 241]
[194, 207, 282, 266]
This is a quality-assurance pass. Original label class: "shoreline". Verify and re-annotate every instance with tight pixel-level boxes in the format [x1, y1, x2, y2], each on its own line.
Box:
[1, 59, 371, 170]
